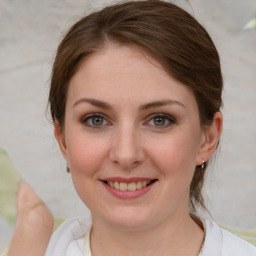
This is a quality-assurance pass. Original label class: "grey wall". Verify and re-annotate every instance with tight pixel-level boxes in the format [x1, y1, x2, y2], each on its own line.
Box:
[1, 0, 256, 250]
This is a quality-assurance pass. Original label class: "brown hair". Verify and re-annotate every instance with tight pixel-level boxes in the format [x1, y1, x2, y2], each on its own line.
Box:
[49, 0, 223, 212]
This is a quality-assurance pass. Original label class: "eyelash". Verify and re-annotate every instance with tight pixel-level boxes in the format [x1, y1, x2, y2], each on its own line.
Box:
[81, 113, 176, 128]
[81, 113, 110, 128]
[146, 113, 176, 128]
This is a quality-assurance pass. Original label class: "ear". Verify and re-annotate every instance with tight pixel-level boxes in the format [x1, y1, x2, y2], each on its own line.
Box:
[54, 121, 68, 161]
[196, 111, 223, 165]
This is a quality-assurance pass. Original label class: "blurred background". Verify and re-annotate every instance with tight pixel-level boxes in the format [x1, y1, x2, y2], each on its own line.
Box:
[0, 0, 256, 250]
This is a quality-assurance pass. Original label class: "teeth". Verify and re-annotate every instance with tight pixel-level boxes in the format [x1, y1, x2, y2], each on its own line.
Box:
[136, 181, 142, 189]
[142, 181, 147, 187]
[106, 180, 153, 191]
[120, 182, 128, 191]
[114, 181, 120, 190]
[128, 182, 136, 191]
[109, 181, 114, 188]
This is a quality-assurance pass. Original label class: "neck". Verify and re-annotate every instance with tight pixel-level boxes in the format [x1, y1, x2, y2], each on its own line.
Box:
[90, 212, 204, 256]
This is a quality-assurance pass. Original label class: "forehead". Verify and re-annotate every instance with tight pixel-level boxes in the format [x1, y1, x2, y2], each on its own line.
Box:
[67, 44, 197, 111]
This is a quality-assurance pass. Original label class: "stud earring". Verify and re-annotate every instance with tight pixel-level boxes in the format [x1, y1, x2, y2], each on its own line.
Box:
[66, 163, 70, 173]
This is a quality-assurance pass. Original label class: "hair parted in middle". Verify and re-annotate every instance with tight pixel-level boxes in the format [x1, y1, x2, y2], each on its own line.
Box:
[49, 0, 223, 212]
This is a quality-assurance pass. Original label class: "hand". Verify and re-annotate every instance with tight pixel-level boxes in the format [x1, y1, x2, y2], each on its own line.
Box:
[8, 182, 53, 256]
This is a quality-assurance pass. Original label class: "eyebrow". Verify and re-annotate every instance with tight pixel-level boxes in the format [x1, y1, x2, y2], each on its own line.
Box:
[73, 98, 185, 110]
[139, 99, 185, 110]
[73, 98, 112, 109]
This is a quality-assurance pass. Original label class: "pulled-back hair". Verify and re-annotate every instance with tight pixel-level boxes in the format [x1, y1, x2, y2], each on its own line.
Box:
[49, 0, 223, 212]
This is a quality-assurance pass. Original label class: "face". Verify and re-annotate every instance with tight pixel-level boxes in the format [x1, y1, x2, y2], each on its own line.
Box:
[56, 44, 215, 230]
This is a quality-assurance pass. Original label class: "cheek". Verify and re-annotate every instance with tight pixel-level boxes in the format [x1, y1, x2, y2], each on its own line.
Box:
[148, 132, 200, 179]
[65, 131, 109, 177]
[148, 135, 199, 207]
[65, 132, 110, 207]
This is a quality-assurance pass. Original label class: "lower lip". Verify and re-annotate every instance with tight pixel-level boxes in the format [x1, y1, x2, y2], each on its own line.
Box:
[102, 182, 155, 199]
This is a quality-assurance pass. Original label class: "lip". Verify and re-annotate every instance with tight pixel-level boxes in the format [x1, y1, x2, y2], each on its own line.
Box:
[102, 177, 154, 183]
[100, 177, 157, 199]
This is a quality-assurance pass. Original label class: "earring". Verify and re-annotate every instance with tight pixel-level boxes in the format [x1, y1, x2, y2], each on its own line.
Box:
[201, 160, 205, 170]
[66, 163, 70, 173]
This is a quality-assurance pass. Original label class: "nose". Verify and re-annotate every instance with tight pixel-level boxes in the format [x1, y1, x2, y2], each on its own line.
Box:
[109, 125, 146, 170]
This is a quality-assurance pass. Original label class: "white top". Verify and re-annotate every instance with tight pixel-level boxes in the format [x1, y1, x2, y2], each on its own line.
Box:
[45, 217, 256, 256]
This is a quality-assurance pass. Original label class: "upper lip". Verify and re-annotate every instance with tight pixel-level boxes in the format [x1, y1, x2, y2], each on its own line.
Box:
[101, 177, 157, 183]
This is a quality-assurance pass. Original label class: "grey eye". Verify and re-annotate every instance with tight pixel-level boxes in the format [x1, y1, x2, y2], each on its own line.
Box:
[82, 113, 108, 127]
[153, 117, 166, 126]
[148, 114, 175, 128]
[91, 116, 104, 126]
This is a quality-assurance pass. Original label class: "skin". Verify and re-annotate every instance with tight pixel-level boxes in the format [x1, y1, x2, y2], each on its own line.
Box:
[54, 44, 222, 256]
[8, 182, 53, 256]
[7, 43, 222, 255]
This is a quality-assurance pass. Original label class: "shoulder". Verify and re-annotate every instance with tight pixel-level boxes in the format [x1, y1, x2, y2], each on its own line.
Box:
[203, 218, 256, 256]
[45, 217, 91, 256]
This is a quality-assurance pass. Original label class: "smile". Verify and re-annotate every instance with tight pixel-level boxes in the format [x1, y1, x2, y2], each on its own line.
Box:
[101, 178, 158, 199]
[105, 180, 155, 191]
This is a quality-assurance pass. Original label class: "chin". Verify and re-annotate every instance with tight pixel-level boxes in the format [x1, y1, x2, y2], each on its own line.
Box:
[98, 207, 159, 231]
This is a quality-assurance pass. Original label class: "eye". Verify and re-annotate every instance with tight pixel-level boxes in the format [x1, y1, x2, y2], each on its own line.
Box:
[147, 114, 175, 128]
[81, 113, 109, 128]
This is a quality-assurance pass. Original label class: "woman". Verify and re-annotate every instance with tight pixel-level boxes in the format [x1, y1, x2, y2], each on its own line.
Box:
[7, 1, 256, 255]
